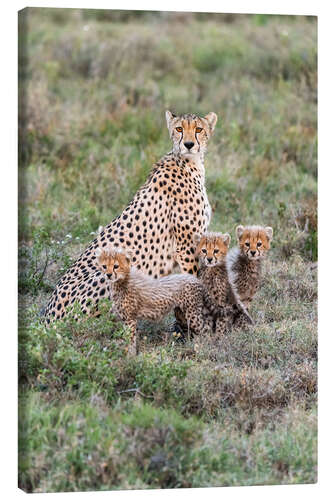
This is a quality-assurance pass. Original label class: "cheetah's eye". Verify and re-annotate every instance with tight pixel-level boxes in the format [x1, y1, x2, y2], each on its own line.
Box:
[202, 249, 207, 254]
[114, 264, 119, 269]
[176, 127, 183, 133]
[102, 265, 107, 270]
[196, 127, 203, 133]
[257, 241, 262, 247]
[245, 242, 250, 247]
[213, 249, 219, 254]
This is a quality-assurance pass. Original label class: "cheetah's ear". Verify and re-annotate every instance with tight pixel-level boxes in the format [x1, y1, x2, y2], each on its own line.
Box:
[193, 233, 202, 245]
[223, 233, 231, 246]
[124, 249, 133, 261]
[95, 248, 102, 258]
[265, 226, 273, 241]
[165, 110, 176, 127]
[236, 225, 244, 240]
[204, 112, 218, 133]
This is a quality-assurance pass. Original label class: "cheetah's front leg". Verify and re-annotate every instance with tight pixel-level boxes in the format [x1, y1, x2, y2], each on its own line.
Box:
[172, 228, 199, 276]
[215, 315, 228, 336]
[174, 249, 199, 276]
[182, 285, 212, 336]
[124, 318, 138, 356]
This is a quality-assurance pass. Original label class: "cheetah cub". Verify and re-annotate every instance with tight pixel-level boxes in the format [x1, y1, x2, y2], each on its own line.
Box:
[227, 225, 273, 325]
[95, 246, 209, 355]
[194, 232, 253, 336]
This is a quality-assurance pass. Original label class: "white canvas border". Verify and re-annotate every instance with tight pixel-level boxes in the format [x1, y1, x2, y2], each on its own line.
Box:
[1, 1, 331, 499]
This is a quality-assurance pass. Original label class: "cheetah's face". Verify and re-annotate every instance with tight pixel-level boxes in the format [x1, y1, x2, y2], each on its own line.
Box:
[95, 247, 131, 282]
[194, 232, 230, 267]
[165, 111, 217, 156]
[236, 225, 273, 261]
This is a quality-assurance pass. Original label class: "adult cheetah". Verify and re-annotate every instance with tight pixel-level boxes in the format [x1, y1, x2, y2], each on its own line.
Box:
[44, 110, 217, 322]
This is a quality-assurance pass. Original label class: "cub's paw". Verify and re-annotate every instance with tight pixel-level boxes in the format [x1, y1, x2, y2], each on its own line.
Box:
[126, 342, 137, 356]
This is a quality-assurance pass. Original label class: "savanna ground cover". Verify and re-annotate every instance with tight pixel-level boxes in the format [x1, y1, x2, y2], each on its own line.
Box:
[18, 8, 317, 492]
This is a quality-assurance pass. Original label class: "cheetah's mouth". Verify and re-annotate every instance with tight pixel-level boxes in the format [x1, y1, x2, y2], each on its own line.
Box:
[246, 253, 261, 261]
[183, 150, 198, 156]
[105, 275, 118, 282]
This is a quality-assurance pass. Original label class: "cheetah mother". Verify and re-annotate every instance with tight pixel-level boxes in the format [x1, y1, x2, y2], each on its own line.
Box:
[44, 110, 217, 322]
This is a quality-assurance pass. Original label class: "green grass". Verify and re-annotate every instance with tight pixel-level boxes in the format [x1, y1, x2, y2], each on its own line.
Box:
[18, 8, 317, 492]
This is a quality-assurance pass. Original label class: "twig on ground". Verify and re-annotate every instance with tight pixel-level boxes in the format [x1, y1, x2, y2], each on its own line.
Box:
[117, 388, 153, 399]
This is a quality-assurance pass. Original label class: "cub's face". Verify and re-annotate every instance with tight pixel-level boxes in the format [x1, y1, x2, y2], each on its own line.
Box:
[236, 225, 273, 261]
[166, 111, 217, 156]
[95, 247, 131, 282]
[194, 232, 230, 267]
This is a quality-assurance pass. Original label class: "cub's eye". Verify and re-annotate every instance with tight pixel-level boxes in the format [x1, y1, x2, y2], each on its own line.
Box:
[114, 264, 119, 269]
[257, 241, 262, 247]
[196, 127, 203, 133]
[213, 249, 219, 254]
[176, 127, 183, 133]
[102, 265, 107, 270]
[245, 242, 250, 247]
[202, 249, 207, 254]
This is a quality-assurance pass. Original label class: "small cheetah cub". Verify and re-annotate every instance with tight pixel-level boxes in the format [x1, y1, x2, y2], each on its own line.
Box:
[194, 232, 253, 336]
[95, 246, 209, 355]
[227, 225, 273, 325]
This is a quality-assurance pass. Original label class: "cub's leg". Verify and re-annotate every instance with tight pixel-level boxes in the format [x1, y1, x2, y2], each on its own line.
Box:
[174, 306, 187, 333]
[124, 318, 138, 355]
[215, 316, 227, 336]
[233, 312, 251, 330]
[181, 284, 211, 336]
[215, 313, 234, 336]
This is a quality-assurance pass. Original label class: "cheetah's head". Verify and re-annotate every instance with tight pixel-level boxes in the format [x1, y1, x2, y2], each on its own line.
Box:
[194, 232, 230, 267]
[165, 111, 217, 156]
[95, 246, 132, 282]
[236, 225, 273, 261]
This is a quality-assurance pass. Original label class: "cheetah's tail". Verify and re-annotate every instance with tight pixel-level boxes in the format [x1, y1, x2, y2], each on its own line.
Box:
[235, 301, 254, 325]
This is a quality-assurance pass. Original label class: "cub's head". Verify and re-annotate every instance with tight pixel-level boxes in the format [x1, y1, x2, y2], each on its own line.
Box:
[165, 111, 217, 156]
[236, 225, 273, 260]
[194, 232, 230, 267]
[95, 246, 132, 282]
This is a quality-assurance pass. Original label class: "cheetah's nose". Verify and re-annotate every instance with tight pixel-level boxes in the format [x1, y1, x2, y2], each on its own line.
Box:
[250, 251, 256, 256]
[184, 141, 194, 150]
[106, 273, 112, 279]
[207, 257, 213, 263]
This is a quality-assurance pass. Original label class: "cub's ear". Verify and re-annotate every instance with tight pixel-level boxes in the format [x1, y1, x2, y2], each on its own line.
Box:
[223, 233, 231, 246]
[95, 248, 102, 258]
[125, 249, 133, 261]
[193, 233, 202, 245]
[204, 112, 217, 133]
[236, 225, 244, 240]
[265, 226, 273, 241]
[165, 110, 176, 127]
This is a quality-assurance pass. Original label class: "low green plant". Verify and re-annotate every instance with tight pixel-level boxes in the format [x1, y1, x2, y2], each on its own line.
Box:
[19, 302, 130, 401]
[19, 394, 316, 492]
[18, 228, 73, 295]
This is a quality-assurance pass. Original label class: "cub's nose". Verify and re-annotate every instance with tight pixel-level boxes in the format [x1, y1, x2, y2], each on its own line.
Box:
[184, 141, 194, 150]
[106, 273, 112, 279]
[250, 251, 256, 257]
[207, 257, 213, 263]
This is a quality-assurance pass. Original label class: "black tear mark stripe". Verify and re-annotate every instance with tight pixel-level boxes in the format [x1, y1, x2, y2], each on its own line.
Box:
[178, 130, 183, 148]
[195, 131, 201, 152]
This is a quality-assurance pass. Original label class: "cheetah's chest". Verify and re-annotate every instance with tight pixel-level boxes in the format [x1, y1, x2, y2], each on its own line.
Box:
[202, 184, 211, 229]
[192, 159, 211, 230]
